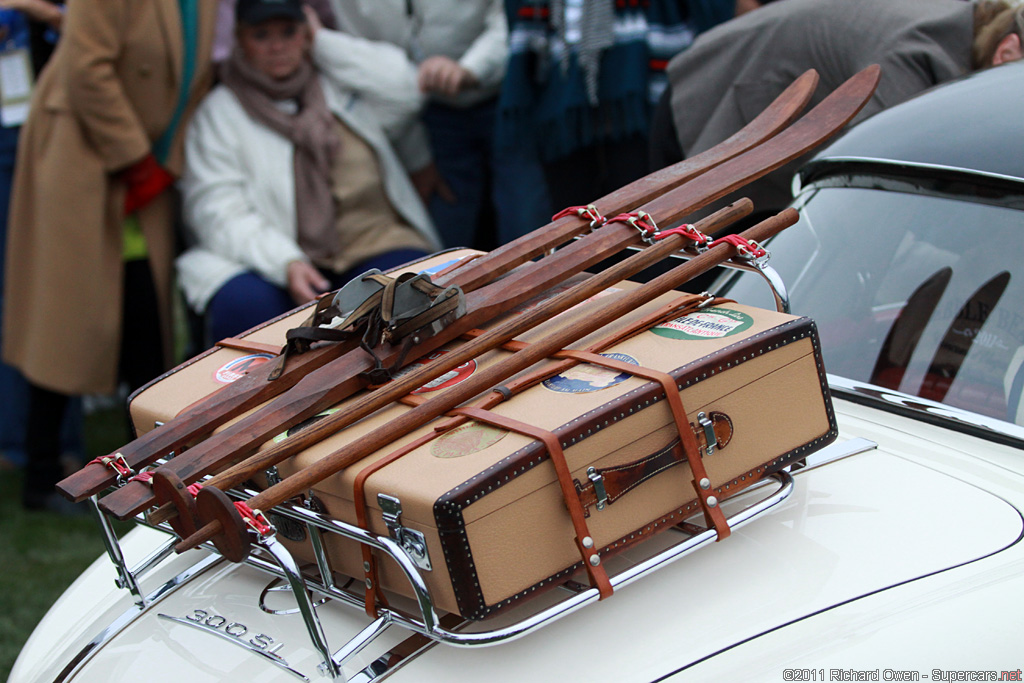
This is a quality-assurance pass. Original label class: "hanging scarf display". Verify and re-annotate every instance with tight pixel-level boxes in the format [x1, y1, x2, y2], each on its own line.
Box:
[497, 0, 733, 162]
[219, 48, 342, 262]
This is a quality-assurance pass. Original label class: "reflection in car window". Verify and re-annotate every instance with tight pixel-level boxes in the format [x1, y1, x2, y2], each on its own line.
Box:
[718, 187, 1024, 424]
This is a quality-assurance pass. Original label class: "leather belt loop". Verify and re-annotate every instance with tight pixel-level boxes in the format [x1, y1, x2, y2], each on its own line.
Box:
[451, 406, 615, 600]
[553, 350, 732, 541]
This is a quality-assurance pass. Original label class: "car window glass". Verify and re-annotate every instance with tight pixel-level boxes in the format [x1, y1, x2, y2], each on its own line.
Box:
[718, 187, 1024, 424]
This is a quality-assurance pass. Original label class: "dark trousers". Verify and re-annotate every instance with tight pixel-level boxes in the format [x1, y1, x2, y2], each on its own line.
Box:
[22, 258, 164, 506]
[423, 100, 552, 250]
[203, 248, 430, 347]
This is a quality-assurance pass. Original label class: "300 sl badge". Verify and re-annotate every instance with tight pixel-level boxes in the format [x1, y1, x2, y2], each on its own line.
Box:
[158, 610, 308, 681]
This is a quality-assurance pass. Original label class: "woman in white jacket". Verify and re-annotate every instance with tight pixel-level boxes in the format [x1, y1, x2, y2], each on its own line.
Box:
[178, 0, 441, 345]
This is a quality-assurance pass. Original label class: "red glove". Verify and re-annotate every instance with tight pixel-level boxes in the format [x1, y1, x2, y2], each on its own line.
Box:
[121, 154, 174, 215]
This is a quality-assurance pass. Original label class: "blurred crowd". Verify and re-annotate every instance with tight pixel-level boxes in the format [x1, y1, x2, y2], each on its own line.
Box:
[0, 0, 1021, 512]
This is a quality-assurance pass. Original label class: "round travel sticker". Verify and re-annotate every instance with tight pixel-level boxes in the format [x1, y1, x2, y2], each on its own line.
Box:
[652, 307, 754, 341]
[543, 353, 639, 394]
[214, 353, 275, 384]
[392, 350, 477, 394]
[431, 423, 507, 459]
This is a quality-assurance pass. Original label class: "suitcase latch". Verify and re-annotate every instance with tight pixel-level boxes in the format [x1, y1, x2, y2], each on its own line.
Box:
[587, 467, 609, 512]
[378, 494, 432, 571]
[698, 412, 718, 455]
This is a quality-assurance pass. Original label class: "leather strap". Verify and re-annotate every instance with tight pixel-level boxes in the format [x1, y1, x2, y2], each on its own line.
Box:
[572, 411, 733, 516]
[451, 406, 615, 600]
[346, 292, 731, 613]
[214, 337, 283, 356]
[556, 350, 732, 540]
[353, 429, 439, 617]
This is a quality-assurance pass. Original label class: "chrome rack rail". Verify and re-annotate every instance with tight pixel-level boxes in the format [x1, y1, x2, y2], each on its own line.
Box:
[589, 241, 791, 313]
[106, 470, 794, 680]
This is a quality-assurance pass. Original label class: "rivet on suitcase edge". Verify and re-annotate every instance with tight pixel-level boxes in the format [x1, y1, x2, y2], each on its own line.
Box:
[363, 561, 371, 572]
[589, 555, 601, 567]
[699, 477, 711, 490]
[707, 496, 719, 508]
[581, 536, 594, 549]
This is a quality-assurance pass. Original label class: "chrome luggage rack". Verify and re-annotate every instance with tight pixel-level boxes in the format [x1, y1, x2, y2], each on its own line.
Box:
[88, 467, 795, 680]
[82, 256, 804, 680]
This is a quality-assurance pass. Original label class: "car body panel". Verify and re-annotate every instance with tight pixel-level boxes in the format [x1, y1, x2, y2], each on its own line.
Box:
[803, 61, 1024, 179]
[12, 398, 1024, 683]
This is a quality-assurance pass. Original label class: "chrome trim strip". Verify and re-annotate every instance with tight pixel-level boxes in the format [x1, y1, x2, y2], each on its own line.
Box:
[796, 437, 878, 471]
[156, 614, 309, 682]
[828, 374, 1024, 450]
[801, 156, 1024, 186]
[52, 553, 223, 683]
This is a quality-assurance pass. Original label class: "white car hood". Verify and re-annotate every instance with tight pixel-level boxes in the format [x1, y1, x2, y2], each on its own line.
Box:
[13, 401, 1024, 682]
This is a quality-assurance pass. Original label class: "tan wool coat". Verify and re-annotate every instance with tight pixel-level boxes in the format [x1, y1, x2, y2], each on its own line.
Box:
[2, 0, 216, 395]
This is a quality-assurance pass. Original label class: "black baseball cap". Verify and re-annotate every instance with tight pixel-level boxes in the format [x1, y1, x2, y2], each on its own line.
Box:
[236, 0, 305, 25]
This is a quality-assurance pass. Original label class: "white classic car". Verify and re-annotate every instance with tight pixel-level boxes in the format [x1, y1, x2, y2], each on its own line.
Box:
[11, 63, 1024, 682]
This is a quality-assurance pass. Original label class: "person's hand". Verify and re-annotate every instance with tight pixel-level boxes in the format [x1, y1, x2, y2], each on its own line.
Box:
[734, 0, 763, 16]
[302, 4, 322, 35]
[417, 56, 479, 97]
[287, 260, 331, 305]
[409, 162, 456, 205]
[0, 0, 63, 29]
[120, 153, 174, 215]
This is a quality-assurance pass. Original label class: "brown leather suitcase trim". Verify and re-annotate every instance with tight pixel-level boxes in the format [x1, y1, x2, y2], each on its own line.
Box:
[433, 317, 837, 619]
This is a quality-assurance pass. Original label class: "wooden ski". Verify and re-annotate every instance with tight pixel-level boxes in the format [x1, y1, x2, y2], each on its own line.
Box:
[96, 65, 878, 521]
[147, 200, 753, 529]
[57, 69, 820, 504]
[177, 207, 800, 558]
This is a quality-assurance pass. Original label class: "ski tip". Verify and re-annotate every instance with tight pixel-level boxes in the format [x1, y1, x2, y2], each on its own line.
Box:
[852, 64, 883, 95]
[792, 68, 820, 94]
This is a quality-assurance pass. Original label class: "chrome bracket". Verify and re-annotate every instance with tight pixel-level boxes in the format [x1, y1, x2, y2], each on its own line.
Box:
[265, 465, 282, 487]
[697, 412, 718, 455]
[377, 494, 432, 571]
[586, 467, 608, 511]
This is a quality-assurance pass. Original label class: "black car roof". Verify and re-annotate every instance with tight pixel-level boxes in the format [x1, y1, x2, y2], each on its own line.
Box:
[807, 60, 1024, 181]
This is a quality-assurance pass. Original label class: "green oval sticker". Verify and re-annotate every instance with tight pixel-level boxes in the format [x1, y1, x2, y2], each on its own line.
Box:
[652, 307, 754, 341]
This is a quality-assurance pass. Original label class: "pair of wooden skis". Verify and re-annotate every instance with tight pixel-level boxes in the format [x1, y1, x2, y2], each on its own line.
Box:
[58, 65, 879, 558]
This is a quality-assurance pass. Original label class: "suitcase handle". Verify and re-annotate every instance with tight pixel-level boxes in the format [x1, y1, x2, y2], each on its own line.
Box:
[574, 411, 732, 515]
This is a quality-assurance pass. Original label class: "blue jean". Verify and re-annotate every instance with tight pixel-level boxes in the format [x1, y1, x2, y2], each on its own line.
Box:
[0, 124, 82, 466]
[423, 99, 552, 250]
[204, 249, 430, 345]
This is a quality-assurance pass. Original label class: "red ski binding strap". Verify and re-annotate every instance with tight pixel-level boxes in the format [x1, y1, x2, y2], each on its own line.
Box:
[552, 204, 607, 228]
[712, 234, 769, 263]
[234, 501, 273, 536]
[87, 453, 134, 482]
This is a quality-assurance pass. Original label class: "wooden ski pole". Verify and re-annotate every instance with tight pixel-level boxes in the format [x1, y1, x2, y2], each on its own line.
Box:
[177, 208, 799, 558]
[146, 199, 754, 527]
[58, 70, 820, 503]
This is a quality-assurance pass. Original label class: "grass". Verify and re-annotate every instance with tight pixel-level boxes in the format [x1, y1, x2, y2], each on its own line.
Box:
[0, 404, 135, 681]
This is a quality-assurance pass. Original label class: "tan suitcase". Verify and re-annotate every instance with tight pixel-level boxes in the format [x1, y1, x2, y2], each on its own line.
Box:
[130, 252, 836, 620]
